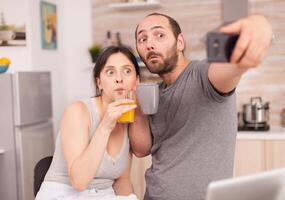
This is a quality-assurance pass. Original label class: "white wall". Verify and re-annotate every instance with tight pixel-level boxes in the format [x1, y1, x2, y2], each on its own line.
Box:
[27, 0, 68, 138]
[63, 0, 94, 103]
[0, 47, 32, 71]
[27, 0, 95, 137]
[1, 0, 94, 139]
[0, 0, 27, 26]
[27, 0, 94, 137]
[0, 0, 32, 71]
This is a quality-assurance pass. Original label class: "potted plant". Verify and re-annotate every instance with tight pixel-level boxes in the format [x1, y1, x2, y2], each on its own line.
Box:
[88, 44, 102, 63]
[0, 24, 10, 31]
[0, 13, 17, 45]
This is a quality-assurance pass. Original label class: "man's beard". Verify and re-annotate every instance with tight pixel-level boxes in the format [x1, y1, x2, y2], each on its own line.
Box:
[141, 44, 178, 75]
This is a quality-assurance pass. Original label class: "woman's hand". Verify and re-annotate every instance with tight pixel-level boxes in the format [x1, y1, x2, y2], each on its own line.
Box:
[100, 99, 137, 132]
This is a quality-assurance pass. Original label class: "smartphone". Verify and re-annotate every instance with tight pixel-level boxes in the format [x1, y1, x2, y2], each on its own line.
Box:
[206, 32, 239, 62]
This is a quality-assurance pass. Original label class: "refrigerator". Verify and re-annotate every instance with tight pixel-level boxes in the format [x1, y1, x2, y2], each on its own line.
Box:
[0, 72, 55, 200]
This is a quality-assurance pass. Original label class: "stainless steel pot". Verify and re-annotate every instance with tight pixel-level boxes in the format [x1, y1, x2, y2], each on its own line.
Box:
[243, 97, 269, 124]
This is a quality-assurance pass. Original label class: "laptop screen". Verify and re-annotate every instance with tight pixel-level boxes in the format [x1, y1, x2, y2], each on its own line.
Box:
[206, 169, 285, 200]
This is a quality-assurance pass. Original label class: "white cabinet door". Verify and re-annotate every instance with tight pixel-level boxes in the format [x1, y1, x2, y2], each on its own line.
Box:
[131, 155, 152, 200]
[265, 140, 285, 170]
[234, 140, 266, 177]
[15, 121, 54, 200]
[0, 74, 18, 200]
[13, 72, 52, 126]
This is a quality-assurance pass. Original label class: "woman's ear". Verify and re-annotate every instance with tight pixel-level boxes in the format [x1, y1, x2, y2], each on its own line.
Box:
[96, 78, 102, 90]
[133, 76, 140, 91]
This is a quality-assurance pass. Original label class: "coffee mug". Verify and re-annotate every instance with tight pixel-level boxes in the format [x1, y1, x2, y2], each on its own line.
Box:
[0, 31, 16, 41]
[136, 83, 159, 115]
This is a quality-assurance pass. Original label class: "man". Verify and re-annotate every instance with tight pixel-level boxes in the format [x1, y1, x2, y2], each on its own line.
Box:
[128, 13, 273, 200]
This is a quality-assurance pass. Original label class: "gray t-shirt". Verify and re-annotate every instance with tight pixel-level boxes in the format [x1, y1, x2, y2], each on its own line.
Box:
[145, 60, 237, 200]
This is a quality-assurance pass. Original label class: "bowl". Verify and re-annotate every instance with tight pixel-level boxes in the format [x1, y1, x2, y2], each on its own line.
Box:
[0, 65, 9, 73]
[0, 31, 16, 41]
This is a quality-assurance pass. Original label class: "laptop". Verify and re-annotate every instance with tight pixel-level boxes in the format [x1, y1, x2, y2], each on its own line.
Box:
[206, 169, 285, 200]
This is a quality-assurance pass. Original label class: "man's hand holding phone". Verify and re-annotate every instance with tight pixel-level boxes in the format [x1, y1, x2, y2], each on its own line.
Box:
[207, 15, 273, 70]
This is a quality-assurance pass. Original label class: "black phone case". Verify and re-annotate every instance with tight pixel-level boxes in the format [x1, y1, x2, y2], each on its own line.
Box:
[206, 32, 239, 62]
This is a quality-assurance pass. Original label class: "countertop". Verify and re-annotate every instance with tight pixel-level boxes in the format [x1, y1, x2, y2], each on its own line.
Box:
[237, 127, 285, 140]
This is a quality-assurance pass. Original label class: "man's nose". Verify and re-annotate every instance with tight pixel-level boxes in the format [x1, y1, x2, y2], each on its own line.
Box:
[146, 38, 155, 51]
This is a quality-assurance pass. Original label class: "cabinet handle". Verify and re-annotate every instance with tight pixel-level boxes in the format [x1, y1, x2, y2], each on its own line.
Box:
[0, 149, 5, 155]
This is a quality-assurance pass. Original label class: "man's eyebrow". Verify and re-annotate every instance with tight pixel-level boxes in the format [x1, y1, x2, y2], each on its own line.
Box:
[150, 25, 165, 30]
[137, 29, 145, 36]
[137, 25, 165, 36]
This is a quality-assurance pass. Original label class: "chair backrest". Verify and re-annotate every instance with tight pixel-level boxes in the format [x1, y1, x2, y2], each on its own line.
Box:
[34, 156, 53, 197]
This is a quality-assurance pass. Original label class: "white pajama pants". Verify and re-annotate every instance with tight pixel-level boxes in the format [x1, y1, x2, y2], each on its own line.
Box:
[36, 181, 138, 200]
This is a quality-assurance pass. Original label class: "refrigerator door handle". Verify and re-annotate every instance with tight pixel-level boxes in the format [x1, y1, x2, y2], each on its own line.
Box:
[0, 149, 5, 155]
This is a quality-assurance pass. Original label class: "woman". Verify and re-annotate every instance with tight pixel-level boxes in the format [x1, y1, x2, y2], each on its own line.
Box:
[36, 46, 148, 200]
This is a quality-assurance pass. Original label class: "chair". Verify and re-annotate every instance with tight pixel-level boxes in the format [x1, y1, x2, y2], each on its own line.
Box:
[34, 156, 53, 197]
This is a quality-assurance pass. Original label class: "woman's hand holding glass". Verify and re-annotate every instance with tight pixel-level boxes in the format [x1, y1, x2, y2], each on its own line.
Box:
[115, 90, 136, 123]
[100, 93, 137, 132]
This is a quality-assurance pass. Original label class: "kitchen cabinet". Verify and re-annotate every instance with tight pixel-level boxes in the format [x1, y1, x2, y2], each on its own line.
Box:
[265, 140, 285, 170]
[130, 132, 285, 199]
[234, 132, 285, 177]
[131, 156, 151, 200]
[234, 140, 266, 176]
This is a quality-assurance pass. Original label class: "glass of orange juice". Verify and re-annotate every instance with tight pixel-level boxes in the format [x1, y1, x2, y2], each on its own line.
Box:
[116, 90, 136, 123]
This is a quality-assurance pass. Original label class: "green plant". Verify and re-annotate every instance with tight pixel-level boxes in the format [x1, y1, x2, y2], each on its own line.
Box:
[0, 24, 10, 31]
[0, 12, 10, 31]
[88, 44, 102, 63]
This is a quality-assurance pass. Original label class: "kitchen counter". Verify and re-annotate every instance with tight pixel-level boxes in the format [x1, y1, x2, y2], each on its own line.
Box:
[237, 127, 285, 140]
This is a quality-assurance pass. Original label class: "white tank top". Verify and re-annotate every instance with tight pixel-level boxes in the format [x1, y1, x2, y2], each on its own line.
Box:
[44, 98, 130, 189]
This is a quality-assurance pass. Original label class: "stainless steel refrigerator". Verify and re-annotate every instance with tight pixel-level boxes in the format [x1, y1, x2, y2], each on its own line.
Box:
[0, 72, 55, 200]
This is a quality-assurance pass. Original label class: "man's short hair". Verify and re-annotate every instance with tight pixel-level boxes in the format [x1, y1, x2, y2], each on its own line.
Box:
[135, 13, 182, 40]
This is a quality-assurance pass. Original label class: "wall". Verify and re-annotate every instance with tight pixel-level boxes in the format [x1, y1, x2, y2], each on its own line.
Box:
[27, 0, 94, 136]
[91, 0, 285, 128]
[27, 0, 68, 138]
[0, 0, 32, 71]
[236, 0, 285, 128]
[91, 0, 221, 61]
[1, 0, 95, 138]
[0, 0, 69, 139]
[63, 0, 94, 103]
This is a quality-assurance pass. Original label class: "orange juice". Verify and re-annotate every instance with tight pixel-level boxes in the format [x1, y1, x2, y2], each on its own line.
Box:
[118, 102, 136, 123]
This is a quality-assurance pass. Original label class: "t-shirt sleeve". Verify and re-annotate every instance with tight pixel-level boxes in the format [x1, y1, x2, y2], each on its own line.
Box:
[196, 60, 235, 103]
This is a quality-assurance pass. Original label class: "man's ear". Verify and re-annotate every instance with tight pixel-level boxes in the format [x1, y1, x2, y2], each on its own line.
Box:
[177, 33, 185, 52]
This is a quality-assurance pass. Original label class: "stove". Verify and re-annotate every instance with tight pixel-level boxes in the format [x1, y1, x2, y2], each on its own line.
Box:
[238, 122, 270, 131]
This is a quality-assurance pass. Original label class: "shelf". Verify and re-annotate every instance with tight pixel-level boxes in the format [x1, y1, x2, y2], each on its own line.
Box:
[109, 1, 161, 11]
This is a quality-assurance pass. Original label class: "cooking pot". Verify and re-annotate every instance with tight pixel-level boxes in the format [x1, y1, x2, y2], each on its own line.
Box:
[243, 97, 269, 124]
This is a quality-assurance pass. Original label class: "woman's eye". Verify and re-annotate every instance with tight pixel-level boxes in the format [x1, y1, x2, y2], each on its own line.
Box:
[106, 70, 114, 76]
[123, 68, 132, 74]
